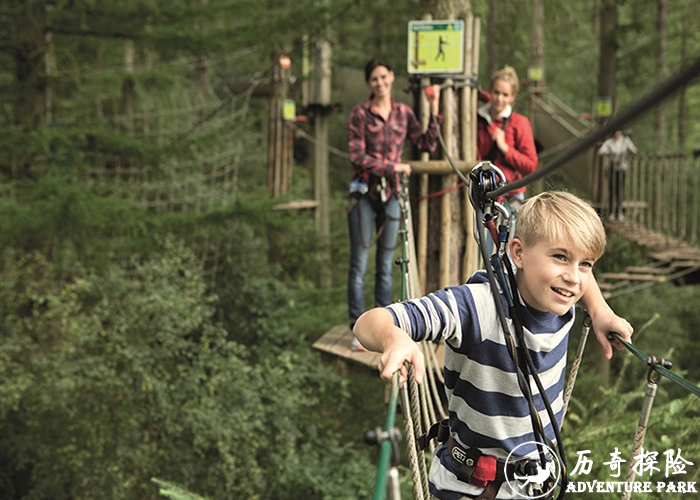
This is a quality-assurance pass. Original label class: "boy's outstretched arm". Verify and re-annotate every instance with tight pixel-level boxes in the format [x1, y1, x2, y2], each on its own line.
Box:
[580, 277, 634, 360]
[353, 308, 425, 386]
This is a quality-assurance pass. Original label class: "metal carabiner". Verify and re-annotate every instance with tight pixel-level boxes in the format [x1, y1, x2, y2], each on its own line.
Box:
[469, 161, 509, 250]
[468, 162, 507, 209]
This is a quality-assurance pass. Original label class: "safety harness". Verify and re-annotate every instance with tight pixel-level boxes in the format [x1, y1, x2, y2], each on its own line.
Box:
[417, 162, 567, 500]
[418, 419, 556, 500]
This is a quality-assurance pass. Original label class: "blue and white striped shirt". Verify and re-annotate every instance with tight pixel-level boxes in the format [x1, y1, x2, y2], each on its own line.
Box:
[387, 271, 574, 500]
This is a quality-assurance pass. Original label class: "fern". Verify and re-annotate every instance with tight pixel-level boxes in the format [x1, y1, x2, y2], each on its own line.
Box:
[151, 478, 211, 500]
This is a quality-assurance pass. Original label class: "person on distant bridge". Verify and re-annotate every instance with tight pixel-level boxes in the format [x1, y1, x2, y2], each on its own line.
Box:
[346, 57, 442, 351]
[354, 191, 634, 500]
[598, 129, 638, 222]
[477, 66, 538, 255]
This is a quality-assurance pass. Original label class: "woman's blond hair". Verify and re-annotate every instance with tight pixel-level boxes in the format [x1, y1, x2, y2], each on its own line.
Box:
[490, 65, 519, 96]
[514, 191, 606, 260]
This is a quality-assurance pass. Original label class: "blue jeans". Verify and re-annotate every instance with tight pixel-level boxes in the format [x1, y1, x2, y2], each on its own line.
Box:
[347, 195, 401, 327]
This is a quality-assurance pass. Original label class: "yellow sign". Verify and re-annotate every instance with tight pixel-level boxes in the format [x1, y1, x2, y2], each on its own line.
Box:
[595, 97, 612, 118]
[283, 99, 296, 121]
[407, 20, 464, 74]
[528, 66, 543, 82]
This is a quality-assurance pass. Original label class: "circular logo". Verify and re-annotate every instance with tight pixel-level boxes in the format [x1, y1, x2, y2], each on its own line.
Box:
[504, 441, 560, 499]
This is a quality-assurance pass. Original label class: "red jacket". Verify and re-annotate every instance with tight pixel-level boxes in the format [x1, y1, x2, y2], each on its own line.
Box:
[476, 111, 538, 196]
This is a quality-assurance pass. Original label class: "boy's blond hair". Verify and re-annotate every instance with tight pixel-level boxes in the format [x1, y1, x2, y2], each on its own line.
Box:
[514, 191, 606, 260]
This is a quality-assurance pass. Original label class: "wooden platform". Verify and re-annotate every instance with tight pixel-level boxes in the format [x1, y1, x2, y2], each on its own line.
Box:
[312, 324, 383, 373]
[599, 219, 700, 293]
[313, 324, 445, 377]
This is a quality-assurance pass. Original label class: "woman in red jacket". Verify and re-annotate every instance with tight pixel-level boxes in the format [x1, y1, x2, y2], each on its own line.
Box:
[477, 66, 538, 253]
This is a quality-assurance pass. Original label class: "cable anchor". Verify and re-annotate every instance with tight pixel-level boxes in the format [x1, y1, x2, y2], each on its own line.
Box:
[646, 356, 673, 384]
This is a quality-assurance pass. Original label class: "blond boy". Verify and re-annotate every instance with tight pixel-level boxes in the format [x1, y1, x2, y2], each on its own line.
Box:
[354, 191, 633, 500]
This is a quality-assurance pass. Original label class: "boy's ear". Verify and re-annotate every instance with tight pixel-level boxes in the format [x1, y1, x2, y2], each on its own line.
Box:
[509, 238, 525, 269]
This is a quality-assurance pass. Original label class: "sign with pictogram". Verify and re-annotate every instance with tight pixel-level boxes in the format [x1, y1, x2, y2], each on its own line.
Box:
[595, 97, 613, 118]
[407, 20, 465, 74]
[283, 99, 296, 121]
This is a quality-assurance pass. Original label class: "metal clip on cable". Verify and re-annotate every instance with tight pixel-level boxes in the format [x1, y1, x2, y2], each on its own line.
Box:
[468, 162, 509, 253]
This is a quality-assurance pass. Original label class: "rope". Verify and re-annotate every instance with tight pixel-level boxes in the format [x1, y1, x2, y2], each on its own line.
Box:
[401, 376, 426, 500]
[292, 124, 351, 160]
[367, 176, 447, 500]
[620, 383, 657, 500]
[400, 182, 441, 500]
[410, 181, 465, 201]
[561, 313, 592, 424]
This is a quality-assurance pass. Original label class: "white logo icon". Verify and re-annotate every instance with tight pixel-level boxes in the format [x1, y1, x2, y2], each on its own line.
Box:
[505, 441, 560, 499]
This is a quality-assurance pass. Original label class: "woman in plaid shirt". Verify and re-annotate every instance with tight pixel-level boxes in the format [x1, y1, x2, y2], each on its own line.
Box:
[346, 57, 442, 350]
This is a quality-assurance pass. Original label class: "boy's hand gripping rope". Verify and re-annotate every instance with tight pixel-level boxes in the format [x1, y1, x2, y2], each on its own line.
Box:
[366, 176, 431, 500]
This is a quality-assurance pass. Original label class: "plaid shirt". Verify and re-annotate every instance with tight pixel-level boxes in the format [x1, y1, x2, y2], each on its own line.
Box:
[347, 99, 441, 203]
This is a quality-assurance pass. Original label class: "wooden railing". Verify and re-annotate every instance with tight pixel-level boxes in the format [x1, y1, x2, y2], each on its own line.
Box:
[594, 150, 700, 246]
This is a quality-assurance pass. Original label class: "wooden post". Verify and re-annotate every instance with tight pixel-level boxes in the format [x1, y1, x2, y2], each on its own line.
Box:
[121, 39, 135, 136]
[314, 39, 332, 287]
[461, 13, 480, 282]
[418, 76, 431, 296]
[266, 57, 280, 197]
[266, 53, 292, 198]
[439, 77, 455, 289]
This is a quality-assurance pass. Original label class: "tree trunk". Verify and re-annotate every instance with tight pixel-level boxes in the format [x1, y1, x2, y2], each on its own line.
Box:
[528, 0, 544, 195]
[594, 0, 619, 388]
[678, 11, 688, 150]
[487, 0, 498, 78]
[420, 0, 473, 292]
[13, 0, 47, 131]
[596, 0, 617, 124]
[654, 0, 667, 151]
[196, 0, 211, 94]
[121, 39, 136, 135]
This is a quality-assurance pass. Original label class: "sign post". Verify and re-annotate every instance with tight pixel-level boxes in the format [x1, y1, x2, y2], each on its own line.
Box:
[407, 20, 465, 74]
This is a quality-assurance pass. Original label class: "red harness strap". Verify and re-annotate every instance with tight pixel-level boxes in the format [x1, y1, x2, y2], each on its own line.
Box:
[470, 454, 497, 487]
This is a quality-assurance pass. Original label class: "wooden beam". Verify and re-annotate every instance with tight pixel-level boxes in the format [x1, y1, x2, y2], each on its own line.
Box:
[600, 272, 667, 282]
[624, 266, 668, 274]
[408, 160, 473, 175]
[272, 200, 319, 210]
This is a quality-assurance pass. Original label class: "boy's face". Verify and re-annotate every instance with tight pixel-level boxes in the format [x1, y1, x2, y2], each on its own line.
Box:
[509, 236, 596, 316]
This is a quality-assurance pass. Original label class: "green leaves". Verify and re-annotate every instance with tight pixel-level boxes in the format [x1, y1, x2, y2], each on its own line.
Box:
[0, 239, 374, 499]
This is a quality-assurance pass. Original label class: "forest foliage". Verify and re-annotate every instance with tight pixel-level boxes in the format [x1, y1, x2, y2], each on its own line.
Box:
[1, 0, 700, 499]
